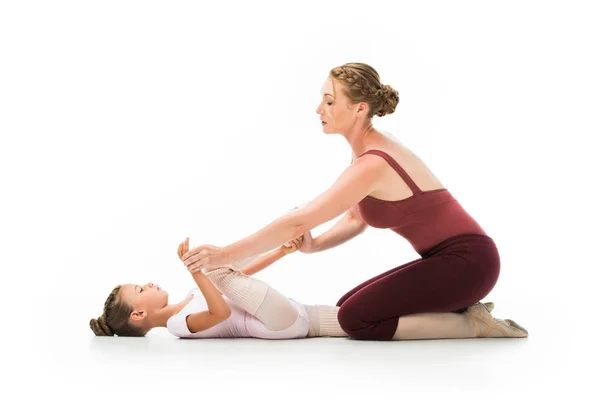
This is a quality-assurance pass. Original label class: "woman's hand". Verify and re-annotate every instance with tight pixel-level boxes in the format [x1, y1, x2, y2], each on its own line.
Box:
[280, 236, 304, 255]
[182, 243, 228, 273]
[178, 238, 225, 273]
[297, 230, 317, 254]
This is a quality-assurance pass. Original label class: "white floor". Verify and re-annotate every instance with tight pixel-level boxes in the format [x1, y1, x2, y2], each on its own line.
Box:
[6, 298, 595, 400]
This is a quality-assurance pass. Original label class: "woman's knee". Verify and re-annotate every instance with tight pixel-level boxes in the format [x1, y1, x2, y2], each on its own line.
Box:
[336, 304, 349, 327]
[337, 304, 369, 339]
[338, 303, 394, 341]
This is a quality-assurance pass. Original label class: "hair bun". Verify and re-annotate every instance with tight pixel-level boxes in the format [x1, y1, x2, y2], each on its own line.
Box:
[330, 63, 399, 118]
[376, 84, 400, 117]
[90, 315, 114, 336]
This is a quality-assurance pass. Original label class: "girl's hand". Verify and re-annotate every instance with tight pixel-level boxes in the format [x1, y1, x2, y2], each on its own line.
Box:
[177, 238, 190, 261]
[281, 236, 303, 255]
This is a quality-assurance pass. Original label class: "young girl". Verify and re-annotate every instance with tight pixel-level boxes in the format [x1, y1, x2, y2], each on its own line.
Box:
[89, 236, 348, 339]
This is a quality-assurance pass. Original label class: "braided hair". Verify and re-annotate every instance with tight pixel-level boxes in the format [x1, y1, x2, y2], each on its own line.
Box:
[89, 285, 147, 337]
[329, 62, 399, 118]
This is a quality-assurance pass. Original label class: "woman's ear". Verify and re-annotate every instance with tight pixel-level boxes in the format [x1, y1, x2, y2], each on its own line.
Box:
[356, 102, 369, 116]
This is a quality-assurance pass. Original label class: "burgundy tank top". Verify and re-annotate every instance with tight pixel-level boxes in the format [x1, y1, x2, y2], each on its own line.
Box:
[356, 150, 487, 254]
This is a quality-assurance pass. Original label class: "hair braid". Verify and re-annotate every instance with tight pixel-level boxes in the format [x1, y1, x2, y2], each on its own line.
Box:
[330, 63, 399, 118]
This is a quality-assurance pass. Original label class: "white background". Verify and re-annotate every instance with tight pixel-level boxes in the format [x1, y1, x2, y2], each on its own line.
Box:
[1, 1, 598, 399]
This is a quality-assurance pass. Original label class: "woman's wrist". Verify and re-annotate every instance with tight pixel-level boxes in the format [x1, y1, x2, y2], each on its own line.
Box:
[222, 245, 237, 265]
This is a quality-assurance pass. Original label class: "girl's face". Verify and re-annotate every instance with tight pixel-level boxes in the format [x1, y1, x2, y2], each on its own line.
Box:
[120, 282, 169, 323]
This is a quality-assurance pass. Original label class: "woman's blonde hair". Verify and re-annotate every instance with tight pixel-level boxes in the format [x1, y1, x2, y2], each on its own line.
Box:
[330, 62, 399, 118]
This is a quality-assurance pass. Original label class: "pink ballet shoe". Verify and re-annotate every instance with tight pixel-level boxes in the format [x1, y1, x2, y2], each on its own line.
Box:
[466, 302, 528, 338]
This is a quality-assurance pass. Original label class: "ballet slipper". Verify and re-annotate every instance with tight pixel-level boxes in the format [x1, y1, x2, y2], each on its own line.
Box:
[466, 302, 528, 338]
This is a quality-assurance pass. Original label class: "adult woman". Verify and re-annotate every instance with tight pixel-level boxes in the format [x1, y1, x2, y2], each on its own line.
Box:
[182, 62, 528, 341]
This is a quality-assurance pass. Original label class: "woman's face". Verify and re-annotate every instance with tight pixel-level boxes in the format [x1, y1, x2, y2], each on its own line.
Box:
[316, 77, 356, 134]
[120, 282, 169, 322]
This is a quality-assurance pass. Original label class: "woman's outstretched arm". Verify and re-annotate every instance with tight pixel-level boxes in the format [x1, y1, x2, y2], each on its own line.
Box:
[183, 155, 386, 272]
[308, 205, 367, 253]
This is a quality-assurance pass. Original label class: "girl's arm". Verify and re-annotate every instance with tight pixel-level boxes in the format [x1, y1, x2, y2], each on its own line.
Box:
[178, 238, 230, 333]
[239, 247, 286, 276]
[239, 236, 302, 276]
[185, 270, 231, 333]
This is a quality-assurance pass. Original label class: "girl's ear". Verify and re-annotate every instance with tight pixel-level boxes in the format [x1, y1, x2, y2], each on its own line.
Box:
[130, 310, 145, 322]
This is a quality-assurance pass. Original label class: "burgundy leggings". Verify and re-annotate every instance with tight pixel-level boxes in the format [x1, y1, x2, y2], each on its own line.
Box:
[336, 233, 500, 340]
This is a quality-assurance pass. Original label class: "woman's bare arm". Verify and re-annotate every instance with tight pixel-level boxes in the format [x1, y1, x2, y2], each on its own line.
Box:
[204, 156, 384, 267]
[310, 206, 367, 253]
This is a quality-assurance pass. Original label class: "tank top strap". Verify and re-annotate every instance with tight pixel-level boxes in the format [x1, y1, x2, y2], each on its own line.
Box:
[358, 149, 422, 194]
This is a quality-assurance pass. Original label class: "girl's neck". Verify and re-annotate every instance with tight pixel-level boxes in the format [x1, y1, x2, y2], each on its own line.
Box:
[150, 296, 194, 328]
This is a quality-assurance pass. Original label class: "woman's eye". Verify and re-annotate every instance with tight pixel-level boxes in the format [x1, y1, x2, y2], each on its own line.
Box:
[327, 102, 333, 106]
